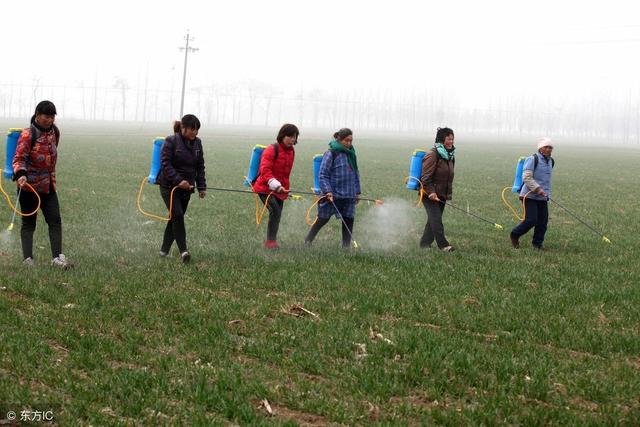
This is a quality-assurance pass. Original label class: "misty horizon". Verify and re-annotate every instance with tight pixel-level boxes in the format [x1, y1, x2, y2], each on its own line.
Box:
[2, 0, 639, 142]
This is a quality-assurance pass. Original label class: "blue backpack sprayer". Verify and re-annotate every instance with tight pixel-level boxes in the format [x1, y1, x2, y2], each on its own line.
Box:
[1, 128, 41, 231]
[136, 137, 176, 221]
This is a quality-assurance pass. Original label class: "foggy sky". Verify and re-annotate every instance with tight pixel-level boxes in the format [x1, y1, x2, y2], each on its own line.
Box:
[2, 0, 640, 111]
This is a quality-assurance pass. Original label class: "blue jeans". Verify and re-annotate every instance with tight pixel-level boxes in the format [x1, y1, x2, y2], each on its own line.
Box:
[511, 198, 548, 247]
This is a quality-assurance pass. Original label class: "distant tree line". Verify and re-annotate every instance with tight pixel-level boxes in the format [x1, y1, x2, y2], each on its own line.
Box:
[0, 78, 638, 143]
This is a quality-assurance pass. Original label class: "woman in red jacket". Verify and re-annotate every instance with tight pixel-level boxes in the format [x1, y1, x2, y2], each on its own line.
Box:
[252, 124, 299, 249]
[12, 100, 71, 268]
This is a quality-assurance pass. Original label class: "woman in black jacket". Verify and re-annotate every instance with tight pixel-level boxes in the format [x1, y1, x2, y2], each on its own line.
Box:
[158, 114, 206, 263]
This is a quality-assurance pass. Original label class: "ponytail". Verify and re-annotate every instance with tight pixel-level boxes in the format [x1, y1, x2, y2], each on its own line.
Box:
[173, 114, 201, 134]
[333, 128, 353, 141]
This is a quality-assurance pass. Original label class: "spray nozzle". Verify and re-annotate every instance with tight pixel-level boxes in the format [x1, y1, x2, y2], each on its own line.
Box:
[494, 223, 504, 230]
[602, 236, 612, 244]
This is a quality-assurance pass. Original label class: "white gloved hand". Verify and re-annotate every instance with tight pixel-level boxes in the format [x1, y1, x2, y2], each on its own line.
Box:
[268, 178, 282, 191]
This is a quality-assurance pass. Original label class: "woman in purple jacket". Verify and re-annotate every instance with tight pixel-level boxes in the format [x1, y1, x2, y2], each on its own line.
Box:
[158, 114, 206, 263]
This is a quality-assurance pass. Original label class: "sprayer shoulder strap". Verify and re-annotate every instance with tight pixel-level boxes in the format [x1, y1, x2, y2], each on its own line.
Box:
[271, 143, 279, 162]
[327, 149, 339, 165]
[532, 153, 554, 170]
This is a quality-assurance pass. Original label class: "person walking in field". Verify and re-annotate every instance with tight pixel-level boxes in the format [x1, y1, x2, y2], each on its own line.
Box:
[12, 100, 71, 268]
[304, 128, 360, 248]
[420, 127, 455, 252]
[252, 123, 299, 249]
[510, 137, 554, 250]
[158, 114, 206, 263]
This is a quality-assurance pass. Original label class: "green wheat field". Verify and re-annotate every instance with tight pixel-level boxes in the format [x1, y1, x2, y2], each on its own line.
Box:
[1, 122, 639, 425]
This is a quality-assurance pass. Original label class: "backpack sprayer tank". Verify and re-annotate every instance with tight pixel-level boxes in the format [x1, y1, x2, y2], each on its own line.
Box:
[406, 149, 426, 190]
[312, 154, 323, 194]
[4, 128, 22, 179]
[147, 137, 165, 184]
[511, 157, 527, 193]
[244, 144, 267, 186]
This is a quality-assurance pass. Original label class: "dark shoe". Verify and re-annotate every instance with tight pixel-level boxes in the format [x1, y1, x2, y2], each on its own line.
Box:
[181, 251, 191, 263]
[532, 245, 547, 251]
[510, 234, 520, 249]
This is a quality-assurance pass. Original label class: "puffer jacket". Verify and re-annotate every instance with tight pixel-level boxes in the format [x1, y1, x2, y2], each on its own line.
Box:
[158, 133, 206, 191]
[252, 142, 295, 201]
[420, 148, 454, 200]
[12, 125, 59, 194]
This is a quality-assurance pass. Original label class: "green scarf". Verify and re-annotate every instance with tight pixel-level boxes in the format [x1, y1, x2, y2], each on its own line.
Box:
[329, 140, 358, 172]
[435, 143, 455, 161]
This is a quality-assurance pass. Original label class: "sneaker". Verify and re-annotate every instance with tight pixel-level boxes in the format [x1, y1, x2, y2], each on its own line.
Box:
[52, 254, 72, 269]
[264, 240, 279, 250]
[532, 245, 547, 251]
[159, 250, 168, 257]
[23, 257, 35, 267]
[180, 251, 191, 263]
[441, 246, 455, 252]
[510, 234, 520, 249]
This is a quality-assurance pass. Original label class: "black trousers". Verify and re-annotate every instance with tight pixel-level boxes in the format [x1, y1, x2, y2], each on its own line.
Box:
[420, 199, 449, 249]
[305, 216, 355, 248]
[19, 189, 62, 259]
[511, 198, 549, 247]
[259, 194, 284, 241]
[160, 187, 191, 253]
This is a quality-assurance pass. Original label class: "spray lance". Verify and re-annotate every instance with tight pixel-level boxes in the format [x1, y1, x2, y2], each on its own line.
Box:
[405, 148, 502, 230]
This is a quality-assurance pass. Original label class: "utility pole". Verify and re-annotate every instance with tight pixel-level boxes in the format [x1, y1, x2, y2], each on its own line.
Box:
[179, 31, 199, 118]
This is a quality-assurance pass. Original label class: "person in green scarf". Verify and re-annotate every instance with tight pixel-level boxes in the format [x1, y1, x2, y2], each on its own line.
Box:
[420, 127, 456, 252]
[305, 128, 361, 248]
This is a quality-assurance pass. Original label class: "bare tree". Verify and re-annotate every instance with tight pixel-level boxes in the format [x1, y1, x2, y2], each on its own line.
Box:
[113, 76, 129, 121]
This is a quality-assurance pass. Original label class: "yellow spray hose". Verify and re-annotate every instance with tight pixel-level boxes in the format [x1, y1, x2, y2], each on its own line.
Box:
[305, 193, 328, 226]
[501, 187, 532, 222]
[404, 176, 426, 207]
[501, 186, 523, 221]
[0, 174, 40, 217]
[136, 176, 179, 222]
[244, 176, 282, 226]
